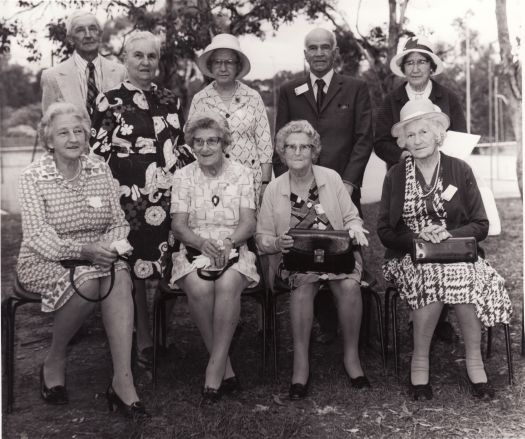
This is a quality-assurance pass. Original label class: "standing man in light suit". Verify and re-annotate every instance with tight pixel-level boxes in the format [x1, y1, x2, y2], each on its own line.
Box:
[41, 11, 127, 116]
[274, 28, 373, 344]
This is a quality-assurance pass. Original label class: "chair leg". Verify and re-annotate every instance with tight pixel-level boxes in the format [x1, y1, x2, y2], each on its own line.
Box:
[152, 295, 162, 388]
[2, 298, 14, 414]
[271, 292, 278, 380]
[368, 288, 386, 373]
[503, 323, 513, 386]
[384, 287, 393, 360]
[260, 298, 267, 378]
[486, 326, 493, 359]
[392, 291, 399, 379]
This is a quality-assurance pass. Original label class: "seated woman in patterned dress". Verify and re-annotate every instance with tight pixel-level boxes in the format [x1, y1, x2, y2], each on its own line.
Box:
[377, 99, 512, 401]
[256, 120, 370, 400]
[17, 103, 148, 422]
[170, 111, 259, 404]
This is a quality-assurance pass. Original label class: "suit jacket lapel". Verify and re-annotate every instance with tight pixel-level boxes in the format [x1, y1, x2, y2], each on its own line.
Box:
[56, 58, 83, 107]
[302, 78, 317, 114]
[320, 73, 342, 113]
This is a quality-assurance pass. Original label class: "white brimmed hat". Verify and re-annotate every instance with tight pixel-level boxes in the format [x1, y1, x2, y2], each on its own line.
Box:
[391, 99, 450, 138]
[197, 33, 251, 80]
[390, 36, 444, 77]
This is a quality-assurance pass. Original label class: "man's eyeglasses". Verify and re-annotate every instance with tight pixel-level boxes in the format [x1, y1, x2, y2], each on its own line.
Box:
[193, 137, 221, 147]
[211, 59, 238, 68]
[403, 59, 430, 68]
[284, 144, 313, 153]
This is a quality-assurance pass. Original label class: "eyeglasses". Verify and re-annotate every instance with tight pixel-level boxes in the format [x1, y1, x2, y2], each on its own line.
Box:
[193, 137, 221, 147]
[211, 59, 238, 68]
[284, 144, 313, 153]
[403, 59, 430, 68]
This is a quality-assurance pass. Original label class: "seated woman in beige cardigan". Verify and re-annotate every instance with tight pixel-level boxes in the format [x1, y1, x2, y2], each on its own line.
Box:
[256, 120, 369, 400]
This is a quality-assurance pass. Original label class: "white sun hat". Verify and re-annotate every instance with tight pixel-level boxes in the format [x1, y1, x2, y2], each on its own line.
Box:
[391, 98, 450, 139]
[390, 36, 444, 77]
[197, 33, 251, 80]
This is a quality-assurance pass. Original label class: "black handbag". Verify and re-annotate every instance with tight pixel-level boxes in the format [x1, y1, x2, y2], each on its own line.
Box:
[282, 229, 356, 274]
[185, 246, 240, 281]
[412, 237, 478, 264]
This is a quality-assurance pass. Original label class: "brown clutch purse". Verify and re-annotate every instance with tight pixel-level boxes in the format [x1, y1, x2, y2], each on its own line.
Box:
[282, 229, 356, 274]
[412, 237, 478, 264]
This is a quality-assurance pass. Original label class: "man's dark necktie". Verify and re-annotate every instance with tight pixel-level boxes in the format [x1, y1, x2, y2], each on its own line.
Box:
[87, 62, 98, 114]
[316, 78, 325, 113]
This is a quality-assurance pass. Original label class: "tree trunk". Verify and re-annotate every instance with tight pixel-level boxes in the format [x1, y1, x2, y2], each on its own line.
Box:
[495, 0, 522, 198]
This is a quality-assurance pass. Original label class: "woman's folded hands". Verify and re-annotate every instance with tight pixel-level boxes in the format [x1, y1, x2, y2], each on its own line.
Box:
[81, 242, 119, 269]
[418, 224, 452, 243]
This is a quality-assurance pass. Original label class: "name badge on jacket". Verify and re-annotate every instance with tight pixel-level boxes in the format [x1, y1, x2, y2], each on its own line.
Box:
[294, 83, 309, 96]
[442, 185, 458, 201]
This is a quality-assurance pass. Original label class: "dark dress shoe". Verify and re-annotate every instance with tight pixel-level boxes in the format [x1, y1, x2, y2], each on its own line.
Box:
[289, 382, 308, 400]
[468, 377, 495, 399]
[409, 380, 433, 401]
[349, 376, 371, 389]
[221, 376, 241, 395]
[40, 365, 68, 405]
[106, 384, 150, 424]
[201, 386, 222, 404]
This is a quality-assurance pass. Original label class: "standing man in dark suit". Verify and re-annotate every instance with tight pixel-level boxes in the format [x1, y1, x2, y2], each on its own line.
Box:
[274, 27, 373, 343]
[41, 11, 126, 116]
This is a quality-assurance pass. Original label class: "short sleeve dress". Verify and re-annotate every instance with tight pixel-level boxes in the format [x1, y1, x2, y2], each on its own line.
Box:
[169, 159, 259, 288]
[382, 156, 512, 327]
[90, 80, 195, 280]
[17, 153, 130, 312]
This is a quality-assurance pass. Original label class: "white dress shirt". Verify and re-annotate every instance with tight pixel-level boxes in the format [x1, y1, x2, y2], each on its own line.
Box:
[73, 52, 102, 104]
[310, 69, 334, 100]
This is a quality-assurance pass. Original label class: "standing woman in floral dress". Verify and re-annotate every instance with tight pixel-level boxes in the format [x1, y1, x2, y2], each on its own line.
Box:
[90, 31, 194, 366]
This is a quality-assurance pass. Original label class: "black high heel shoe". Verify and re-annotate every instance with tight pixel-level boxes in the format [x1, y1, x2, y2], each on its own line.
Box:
[220, 376, 241, 395]
[467, 376, 495, 399]
[40, 364, 68, 405]
[201, 386, 222, 405]
[342, 364, 371, 389]
[409, 378, 433, 401]
[106, 384, 150, 423]
[289, 378, 309, 400]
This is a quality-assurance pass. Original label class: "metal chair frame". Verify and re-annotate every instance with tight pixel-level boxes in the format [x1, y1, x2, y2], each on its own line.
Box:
[385, 286, 513, 385]
[269, 270, 386, 378]
[152, 238, 271, 387]
[2, 278, 42, 413]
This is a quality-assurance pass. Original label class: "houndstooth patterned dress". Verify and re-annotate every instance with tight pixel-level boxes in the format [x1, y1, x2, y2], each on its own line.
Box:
[17, 154, 130, 312]
[383, 156, 512, 327]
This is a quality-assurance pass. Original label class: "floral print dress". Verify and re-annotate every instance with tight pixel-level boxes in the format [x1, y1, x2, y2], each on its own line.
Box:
[90, 80, 195, 279]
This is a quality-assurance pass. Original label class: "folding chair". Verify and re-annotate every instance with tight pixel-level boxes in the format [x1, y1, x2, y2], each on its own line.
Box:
[385, 286, 513, 385]
[151, 238, 270, 387]
[269, 269, 386, 378]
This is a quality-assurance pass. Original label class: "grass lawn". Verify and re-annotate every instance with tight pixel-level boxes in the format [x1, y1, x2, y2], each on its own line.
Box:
[1, 199, 524, 438]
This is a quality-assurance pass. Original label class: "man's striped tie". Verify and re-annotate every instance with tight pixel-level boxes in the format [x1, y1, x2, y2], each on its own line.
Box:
[87, 62, 98, 114]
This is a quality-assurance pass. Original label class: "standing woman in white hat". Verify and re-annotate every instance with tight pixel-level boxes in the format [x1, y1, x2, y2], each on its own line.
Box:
[189, 34, 273, 203]
[374, 36, 466, 169]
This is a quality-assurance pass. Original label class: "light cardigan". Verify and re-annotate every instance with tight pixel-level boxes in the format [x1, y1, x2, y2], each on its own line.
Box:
[256, 165, 364, 285]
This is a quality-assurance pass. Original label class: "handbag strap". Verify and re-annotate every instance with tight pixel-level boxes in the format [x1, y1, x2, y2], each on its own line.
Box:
[196, 255, 239, 281]
[68, 263, 116, 302]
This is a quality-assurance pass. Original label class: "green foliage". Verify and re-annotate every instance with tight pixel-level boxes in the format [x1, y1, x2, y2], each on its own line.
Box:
[0, 63, 40, 109]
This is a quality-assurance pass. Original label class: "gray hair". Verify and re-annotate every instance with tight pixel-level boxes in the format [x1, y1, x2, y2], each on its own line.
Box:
[66, 11, 101, 36]
[124, 31, 161, 59]
[396, 117, 447, 149]
[275, 120, 322, 163]
[184, 111, 232, 151]
[39, 102, 91, 152]
[304, 28, 337, 49]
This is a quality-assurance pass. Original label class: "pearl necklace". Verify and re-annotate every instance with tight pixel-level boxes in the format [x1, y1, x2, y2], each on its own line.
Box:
[419, 155, 441, 198]
[62, 161, 82, 182]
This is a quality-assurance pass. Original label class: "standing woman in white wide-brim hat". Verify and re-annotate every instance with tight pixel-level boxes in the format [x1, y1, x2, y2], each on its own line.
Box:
[189, 34, 273, 204]
[374, 36, 467, 169]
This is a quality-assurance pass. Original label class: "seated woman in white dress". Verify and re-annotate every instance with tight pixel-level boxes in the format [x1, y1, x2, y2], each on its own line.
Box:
[169, 111, 259, 404]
